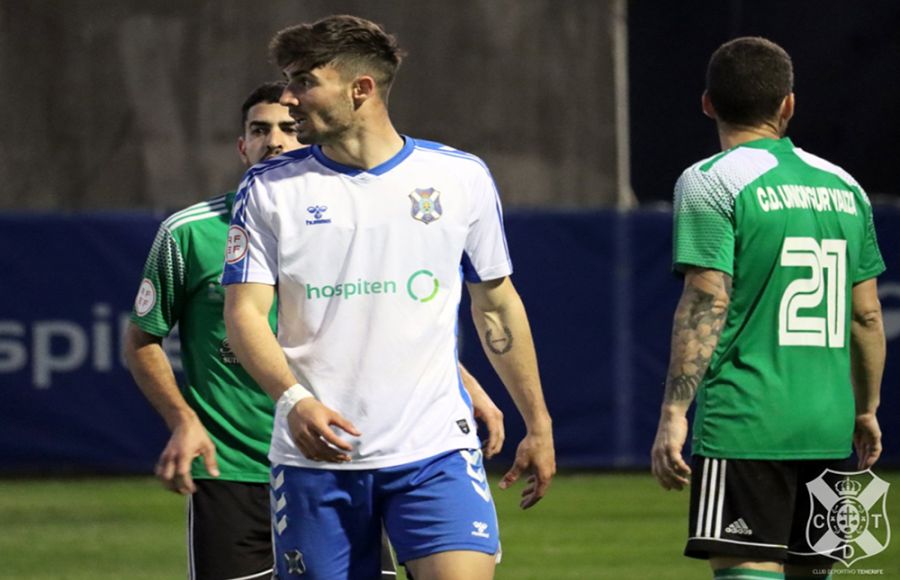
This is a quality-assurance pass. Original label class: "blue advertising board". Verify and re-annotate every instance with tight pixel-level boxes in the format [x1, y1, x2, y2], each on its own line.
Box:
[1, 208, 898, 472]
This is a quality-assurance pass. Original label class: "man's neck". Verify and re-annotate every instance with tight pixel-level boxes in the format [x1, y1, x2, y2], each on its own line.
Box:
[321, 114, 404, 171]
[716, 122, 783, 151]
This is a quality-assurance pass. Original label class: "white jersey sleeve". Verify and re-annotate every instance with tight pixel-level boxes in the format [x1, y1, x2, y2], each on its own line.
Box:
[462, 166, 512, 282]
[222, 169, 279, 286]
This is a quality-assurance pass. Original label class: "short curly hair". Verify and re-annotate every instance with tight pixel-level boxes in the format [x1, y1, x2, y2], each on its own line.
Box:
[706, 37, 793, 127]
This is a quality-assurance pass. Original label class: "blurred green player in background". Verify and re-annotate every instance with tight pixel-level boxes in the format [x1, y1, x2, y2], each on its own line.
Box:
[651, 37, 886, 580]
[124, 81, 505, 579]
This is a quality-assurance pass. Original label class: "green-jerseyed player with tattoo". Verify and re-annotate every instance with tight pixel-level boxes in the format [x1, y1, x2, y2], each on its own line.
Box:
[124, 82, 506, 580]
[651, 38, 886, 580]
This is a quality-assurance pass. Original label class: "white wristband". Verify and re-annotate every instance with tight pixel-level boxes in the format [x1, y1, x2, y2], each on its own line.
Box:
[276, 383, 314, 416]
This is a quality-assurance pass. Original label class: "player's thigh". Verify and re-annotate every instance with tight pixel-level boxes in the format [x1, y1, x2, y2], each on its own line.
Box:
[382, 449, 499, 567]
[405, 550, 495, 580]
[685, 455, 795, 563]
[270, 464, 383, 580]
[189, 479, 272, 580]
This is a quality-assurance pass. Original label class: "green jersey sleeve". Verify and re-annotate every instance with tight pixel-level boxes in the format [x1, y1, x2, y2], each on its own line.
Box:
[673, 166, 735, 276]
[130, 224, 186, 337]
[854, 194, 886, 283]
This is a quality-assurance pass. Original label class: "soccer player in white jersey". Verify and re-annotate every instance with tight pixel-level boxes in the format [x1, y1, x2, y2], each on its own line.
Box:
[222, 14, 555, 580]
[126, 80, 504, 580]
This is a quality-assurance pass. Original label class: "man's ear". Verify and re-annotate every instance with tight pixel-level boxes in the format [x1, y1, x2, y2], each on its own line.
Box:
[237, 136, 249, 165]
[351, 76, 377, 107]
[701, 91, 717, 120]
[780, 93, 795, 123]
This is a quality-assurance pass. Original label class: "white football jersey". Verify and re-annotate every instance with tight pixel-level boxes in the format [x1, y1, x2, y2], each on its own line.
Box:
[222, 138, 513, 470]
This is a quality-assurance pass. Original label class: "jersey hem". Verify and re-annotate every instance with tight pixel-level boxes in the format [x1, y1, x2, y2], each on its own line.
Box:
[269, 441, 478, 471]
[129, 315, 170, 338]
[853, 265, 886, 284]
[673, 260, 733, 277]
[192, 472, 270, 483]
[690, 446, 852, 461]
[221, 272, 276, 286]
[471, 265, 513, 282]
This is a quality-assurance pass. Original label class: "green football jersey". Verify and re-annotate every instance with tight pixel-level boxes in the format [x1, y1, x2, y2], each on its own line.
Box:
[673, 138, 885, 460]
[131, 192, 276, 481]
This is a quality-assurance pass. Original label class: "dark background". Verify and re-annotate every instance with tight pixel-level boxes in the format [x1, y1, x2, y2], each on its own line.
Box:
[4, 1, 897, 210]
[630, 1, 900, 203]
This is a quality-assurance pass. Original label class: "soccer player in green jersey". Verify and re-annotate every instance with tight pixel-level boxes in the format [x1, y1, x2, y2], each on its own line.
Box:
[651, 38, 886, 580]
[124, 81, 506, 579]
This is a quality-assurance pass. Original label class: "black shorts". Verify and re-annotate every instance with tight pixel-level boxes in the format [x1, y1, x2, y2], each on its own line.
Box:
[686, 454, 851, 565]
[189, 480, 273, 580]
[189, 479, 398, 580]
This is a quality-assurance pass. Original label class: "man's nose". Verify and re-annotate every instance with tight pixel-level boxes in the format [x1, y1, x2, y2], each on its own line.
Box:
[279, 86, 298, 107]
[266, 130, 288, 149]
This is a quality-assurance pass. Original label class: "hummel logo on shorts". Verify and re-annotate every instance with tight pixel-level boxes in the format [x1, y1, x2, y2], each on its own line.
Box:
[471, 521, 490, 538]
[724, 518, 753, 536]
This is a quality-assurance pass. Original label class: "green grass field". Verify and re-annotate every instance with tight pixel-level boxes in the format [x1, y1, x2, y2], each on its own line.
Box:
[1, 472, 897, 579]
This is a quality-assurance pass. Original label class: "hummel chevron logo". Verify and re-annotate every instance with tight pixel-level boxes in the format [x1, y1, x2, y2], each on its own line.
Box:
[725, 518, 753, 536]
[460, 450, 491, 502]
[271, 470, 285, 490]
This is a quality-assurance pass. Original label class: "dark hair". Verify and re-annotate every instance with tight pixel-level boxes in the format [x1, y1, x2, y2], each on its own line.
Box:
[706, 37, 793, 127]
[240, 81, 287, 129]
[269, 14, 405, 96]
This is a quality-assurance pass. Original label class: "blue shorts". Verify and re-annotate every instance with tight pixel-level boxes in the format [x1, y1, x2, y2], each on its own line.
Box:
[270, 449, 499, 579]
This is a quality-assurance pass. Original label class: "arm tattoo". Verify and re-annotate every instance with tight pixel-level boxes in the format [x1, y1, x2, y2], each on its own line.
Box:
[485, 326, 514, 355]
[663, 274, 731, 404]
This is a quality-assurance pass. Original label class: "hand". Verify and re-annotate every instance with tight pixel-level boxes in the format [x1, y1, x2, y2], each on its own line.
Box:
[651, 412, 691, 490]
[499, 431, 555, 509]
[854, 412, 882, 470]
[286, 398, 360, 463]
[155, 415, 219, 495]
[470, 390, 505, 459]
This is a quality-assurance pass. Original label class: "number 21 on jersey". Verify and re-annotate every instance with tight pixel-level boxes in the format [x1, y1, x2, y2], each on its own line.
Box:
[778, 237, 847, 348]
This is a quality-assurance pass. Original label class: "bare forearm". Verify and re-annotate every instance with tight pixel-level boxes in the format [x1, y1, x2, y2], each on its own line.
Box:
[124, 326, 195, 430]
[662, 269, 731, 415]
[851, 317, 885, 415]
[471, 295, 550, 434]
[224, 301, 297, 401]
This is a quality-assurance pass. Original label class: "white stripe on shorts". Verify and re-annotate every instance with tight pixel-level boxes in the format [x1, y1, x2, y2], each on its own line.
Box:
[714, 459, 727, 538]
[695, 457, 728, 539]
[187, 494, 196, 580]
[694, 457, 710, 537]
[704, 458, 719, 537]
[223, 568, 274, 580]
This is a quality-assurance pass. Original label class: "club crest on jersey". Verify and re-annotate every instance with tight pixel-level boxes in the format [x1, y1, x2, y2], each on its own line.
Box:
[284, 549, 306, 575]
[409, 188, 443, 224]
[805, 469, 891, 566]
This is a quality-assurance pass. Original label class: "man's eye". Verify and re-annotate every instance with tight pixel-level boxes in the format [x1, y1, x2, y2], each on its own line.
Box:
[251, 128, 268, 136]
